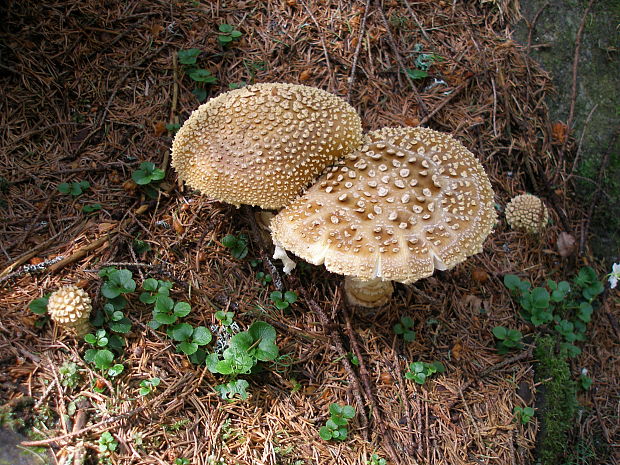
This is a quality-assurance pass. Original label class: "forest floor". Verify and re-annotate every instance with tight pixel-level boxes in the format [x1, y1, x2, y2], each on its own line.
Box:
[0, 1, 618, 465]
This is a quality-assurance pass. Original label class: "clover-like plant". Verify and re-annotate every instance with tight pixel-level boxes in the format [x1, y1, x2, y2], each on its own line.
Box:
[269, 290, 298, 310]
[84, 329, 124, 377]
[217, 23, 242, 46]
[177, 48, 217, 102]
[168, 323, 212, 355]
[393, 315, 415, 342]
[513, 406, 535, 424]
[503, 267, 603, 358]
[319, 403, 356, 441]
[139, 377, 161, 396]
[58, 180, 90, 197]
[492, 326, 523, 354]
[405, 361, 445, 385]
[221, 233, 249, 259]
[206, 321, 279, 400]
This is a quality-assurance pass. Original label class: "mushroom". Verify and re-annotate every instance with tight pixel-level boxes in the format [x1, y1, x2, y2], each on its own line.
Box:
[171, 83, 363, 209]
[47, 285, 92, 337]
[505, 193, 548, 233]
[270, 126, 497, 307]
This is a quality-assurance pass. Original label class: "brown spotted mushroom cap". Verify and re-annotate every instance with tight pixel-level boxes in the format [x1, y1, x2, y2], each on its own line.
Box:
[171, 83, 363, 209]
[271, 126, 497, 283]
[47, 285, 92, 337]
[505, 193, 548, 233]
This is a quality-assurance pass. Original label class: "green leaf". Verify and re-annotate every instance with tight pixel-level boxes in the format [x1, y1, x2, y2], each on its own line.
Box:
[192, 326, 212, 345]
[531, 287, 550, 308]
[325, 418, 339, 430]
[154, 312, 177, 325]
[413, 372, 426, 384]
[248, 321, 279, 361]
[192, 87, 208, 102]
[329, 403, 343, 417]
[218, 34, 233, 44]
[189, 68, 217, 83]
[222, 234, 238, 248]
[342, 405, 356, 419]
[219, 23, 233, 33]
[403, 331, 416, 342]
[492, 326, 508, 340]
[393, 323, 404, 335]
[101, 282, 121, 299]
[229, 331, 254, 352]
[400, 316, 414, 328]
[108, 318, 131, 334]
[143, 278, 159, 292]
[178, 48, 201, 65]
[205, 353, 221, 373]
[108, 364, 124, 377]
[430, 361, 446, 373]
[57, 182, 71, 194]
[84, 334, 97, 344]
[140, 292, 156, 304]
[174, 301, 191, 317]
[275, 300, 290, 310]
[93, 349, 114, 369]
[29, 297, 49, 315]
[171, 323, 194, 342]
[82, 203, 102, 213]
[177, 341, 198, 355]
[405, 68, 428, 80]
[284, 291, 298, 304]
[214, 379, 249, 400]
[577, 302, 593, 323]
[155, 295, 174, 312]
[230, 30, 242, 38]
[319, 426, 333, 440]
[409, 362, 424, 374]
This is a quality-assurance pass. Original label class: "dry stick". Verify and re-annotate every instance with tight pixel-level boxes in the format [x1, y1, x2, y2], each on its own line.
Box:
[300, 0, 334, 90]
[46, 204, 149, 274]
[525, 2, 550, 55]
[402, 0, 431, 42]
[242, 205, 284, 292]
[568, 103, 598, 180]
[375, 0, 428, 117]
[3, 192, 57, 257]
[389, 342, 416, 457]
[342, 306, 407, 465]
[21, 375, 187, 448]
[347, 0, 372, 102]
[554, 0, 595, 184]
[445, 348, 534, 411]
[72, 44, 168, 159]
[418, 80, 470, 126]
[578, 126, 619, 256]
[296, 287, 370, 434]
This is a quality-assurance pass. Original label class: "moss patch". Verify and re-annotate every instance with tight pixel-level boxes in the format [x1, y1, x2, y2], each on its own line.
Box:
[533, 334, 578, 465]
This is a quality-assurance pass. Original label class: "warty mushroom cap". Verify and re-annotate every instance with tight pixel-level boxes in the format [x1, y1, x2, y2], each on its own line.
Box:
[505, 193, 548, 233]
[270, 126, 497, 284]
[47, 285, 92, 337]
[171, 83, 363, 209]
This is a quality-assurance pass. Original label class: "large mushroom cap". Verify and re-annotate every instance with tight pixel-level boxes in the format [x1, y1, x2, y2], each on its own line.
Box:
[171, 83, 362, 209]
[271, 126, 497, 283]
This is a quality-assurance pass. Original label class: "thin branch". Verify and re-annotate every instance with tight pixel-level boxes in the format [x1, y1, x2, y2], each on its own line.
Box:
[347, 0, 372, 102]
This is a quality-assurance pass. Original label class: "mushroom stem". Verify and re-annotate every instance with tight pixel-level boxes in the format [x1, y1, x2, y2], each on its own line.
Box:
[273, 242, 297, 274]
[344, 277, 394, 308]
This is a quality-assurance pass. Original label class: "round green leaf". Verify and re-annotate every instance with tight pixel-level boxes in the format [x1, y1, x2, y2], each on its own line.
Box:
[319, 426, 333, 440]
[342, 405, 356, 419]
[177, 341, 198, 355]
[93, 349, 114, 369]
[143, 278, 159, 291]
[192, 326, 212, 345]
[29, 297, 49, 315]
[174, 301, 191, 317]
[218, 23, 233, 33]
[492, 326, 508, 339]
[171, 323, 194, 341]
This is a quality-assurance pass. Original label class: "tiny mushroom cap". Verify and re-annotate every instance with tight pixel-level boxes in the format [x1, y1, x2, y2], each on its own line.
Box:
[505, 193, 548, 233]
[47, 285, 92, 337]
[271, 126, 497, 306]
[171, 83, 363, 209]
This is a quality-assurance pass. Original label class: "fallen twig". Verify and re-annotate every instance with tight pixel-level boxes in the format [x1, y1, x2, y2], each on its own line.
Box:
[347, 0, 372, 102]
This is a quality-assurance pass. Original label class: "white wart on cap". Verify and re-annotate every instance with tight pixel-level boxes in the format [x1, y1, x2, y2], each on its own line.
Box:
[271, 126, 497, 305]
[171, 83, 363, 209]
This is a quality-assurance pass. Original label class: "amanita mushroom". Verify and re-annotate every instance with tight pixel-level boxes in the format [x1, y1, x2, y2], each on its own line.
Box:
[171, 83, 362, 209]
[271, 126, 497, 307]
[47, 285, 92, 337]
[505, 193, 548, 233]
